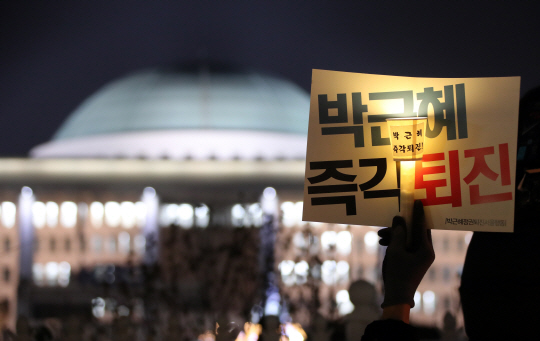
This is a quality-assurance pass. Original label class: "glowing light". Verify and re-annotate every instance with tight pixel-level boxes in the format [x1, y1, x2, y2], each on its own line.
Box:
[178, 203, 194, 228]
[322, 260, 337, 285]
[386, 117, 427, 161]
[283, 323, 307, 341]
[195, 204, 210, 228]
[321, 231, 337, 251]
[58, 261, 71, 287]
[336, 231, 352, 255]
[32, 201, 46, 228]
[336, 290, 355, 315]
[264, 291, 280, 316]
[231, 204, 246, 227]
[143, 186, 156, 198]
[90, 202, 104, 227]
[105, 201, 121, 227]
[120, 201, 136, 228]
[364, 231, 379, 254]
[423, 290, 436, 315]
[248, 203, 263, 227]
[21, 186, 33, 198]
[280, 260, 296, 286]
[33, 263, 44, 286]
[294, 261, 309, 285]
[263, 187, 276, 200]
[412, 291, 421, 312]
[280, 260, 295, 276]
[60, 201, 77, 228]
[46, 201, 59, 227]
[1, 202, 16, 228]
[92, 297, 106, 318]
[45, 262, 59, 286]
[135, 201, 147, 227]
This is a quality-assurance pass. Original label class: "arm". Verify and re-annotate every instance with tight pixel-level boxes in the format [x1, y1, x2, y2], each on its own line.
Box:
[361, 201, 435, 341]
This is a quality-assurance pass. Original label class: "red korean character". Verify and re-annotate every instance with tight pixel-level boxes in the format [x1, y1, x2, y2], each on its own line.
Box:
[415, 150, 462, 207]
[463, 143, 512, 205]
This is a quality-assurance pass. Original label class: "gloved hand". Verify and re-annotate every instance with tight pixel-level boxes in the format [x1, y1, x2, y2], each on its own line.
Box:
[378, 200, 435, 308]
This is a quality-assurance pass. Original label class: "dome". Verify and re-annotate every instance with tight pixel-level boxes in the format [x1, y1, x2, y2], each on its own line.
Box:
[31, 62, 310, 160]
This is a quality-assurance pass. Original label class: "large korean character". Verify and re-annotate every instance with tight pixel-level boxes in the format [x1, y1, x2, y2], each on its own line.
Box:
[417, 84, 468, 140]
[368, 91, 414, 146]
[307, 160, 358, 215]
[463, 143, 512, 205]
[358, 158, 400, 208]
[318, 93, 367, 147]
[415, 151, 462, 207]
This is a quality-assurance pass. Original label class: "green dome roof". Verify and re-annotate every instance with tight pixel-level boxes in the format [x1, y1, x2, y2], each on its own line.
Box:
[54, 63, 309, 140]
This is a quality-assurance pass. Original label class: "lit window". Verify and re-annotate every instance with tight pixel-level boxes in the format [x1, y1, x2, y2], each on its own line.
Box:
[1, 202, 16, 228]
[65, 238, 71, 252]
[118, 232, 130, 254]
[231, 204, 245, 227]
[281, 201, 295, 227]
[135, 201, 146, 227]
[46, 202, 59, 227]
[60, 201, 77, 228]
[120, 201, 136, 229]
[294, 261, 309, 285]
[49, 237, 56, 252]
[45, 262, 59, 286]
[336, 231, 352, 255]
[32, 201, 46, 228]
[321, 231, 337, 251]
[322, 260, 337, 285]
[159, 204, 178, 227]
[336, 290, 355, 316]
[33, 263, 44, 286]
[3, 268, 10, 282]
[279, 260, 296, 286]
[443, 266, 451, 282]
[105, 202, 121, 227]
[364, 231, 379, 254]
[178, 204, 194, 229]
[195, 204, 210, 228]
[90, 202, 104, 228]
[248, 203, 263, 227]
[58, 262, 71, 287]
[423, 291, 436, 315]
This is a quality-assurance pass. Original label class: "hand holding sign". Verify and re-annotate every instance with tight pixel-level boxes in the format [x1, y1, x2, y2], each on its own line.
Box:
[379, 200, 435, 308]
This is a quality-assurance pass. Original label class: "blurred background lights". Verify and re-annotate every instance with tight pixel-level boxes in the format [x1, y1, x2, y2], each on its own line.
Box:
[120, 201, 136, 228]
[423, 290, 436, 315]
[412, 291, 422, 312]
[1, 202, 16, 228]
[105, 201, 121, 227]
[336, 289, 355, 316]
[21, 186, 33, 198]
[336, 231, 352, 255]
[177, 203, 194, 228]
[321, 231, 337, 251]
[46, 201, 59, 227]
[60, 201, 77, 228]
[195, 204, 210, 228]
[364, 231, 379, 254]
[90, 202, 104, 227]
[262, 187, 276, 200]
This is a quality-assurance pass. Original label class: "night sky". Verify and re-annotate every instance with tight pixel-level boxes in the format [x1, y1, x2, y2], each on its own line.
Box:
[2, 1, 540, 156]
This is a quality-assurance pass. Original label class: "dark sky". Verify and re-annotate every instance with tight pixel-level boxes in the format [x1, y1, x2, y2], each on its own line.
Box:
[2, 1, 540, 156]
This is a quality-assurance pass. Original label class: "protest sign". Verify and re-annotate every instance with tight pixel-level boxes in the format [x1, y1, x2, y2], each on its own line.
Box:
[303, 70, 520, 232]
